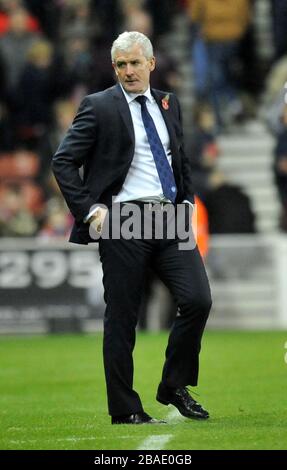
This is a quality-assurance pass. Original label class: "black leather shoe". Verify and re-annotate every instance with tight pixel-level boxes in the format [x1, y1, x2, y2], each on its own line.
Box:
[111, 411, 166, 425]
[156, 383, 209, 420]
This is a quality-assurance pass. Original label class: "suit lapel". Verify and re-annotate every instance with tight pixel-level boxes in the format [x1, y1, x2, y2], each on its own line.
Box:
[112, 84, 135, 143]
[151, 89, 180, 165]
[111, 85, 180, 178]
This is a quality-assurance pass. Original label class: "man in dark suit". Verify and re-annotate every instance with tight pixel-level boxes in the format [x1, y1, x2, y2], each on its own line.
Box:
[52, 31, 212, 425]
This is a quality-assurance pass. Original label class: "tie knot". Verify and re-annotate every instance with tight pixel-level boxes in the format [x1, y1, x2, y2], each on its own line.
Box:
[135, 95, 147, 106]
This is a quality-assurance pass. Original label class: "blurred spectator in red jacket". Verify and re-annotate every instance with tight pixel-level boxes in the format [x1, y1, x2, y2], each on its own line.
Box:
[0, 0, 40, 36]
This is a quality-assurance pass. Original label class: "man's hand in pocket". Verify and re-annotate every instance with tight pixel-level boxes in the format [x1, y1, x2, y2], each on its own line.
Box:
[89, 207, 108, 235]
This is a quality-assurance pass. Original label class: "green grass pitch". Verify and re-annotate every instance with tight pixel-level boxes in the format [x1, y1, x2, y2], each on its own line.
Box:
[0, 331, 286, 450]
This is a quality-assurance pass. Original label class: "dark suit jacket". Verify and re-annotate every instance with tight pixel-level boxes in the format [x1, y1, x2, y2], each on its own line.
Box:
[52, 83, 195, 244]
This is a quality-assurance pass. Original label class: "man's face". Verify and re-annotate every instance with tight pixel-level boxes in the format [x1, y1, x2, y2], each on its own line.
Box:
[112, 43, 155, 94]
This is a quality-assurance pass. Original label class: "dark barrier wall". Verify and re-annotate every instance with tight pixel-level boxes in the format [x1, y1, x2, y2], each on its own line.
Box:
[0, 239, 105, 334]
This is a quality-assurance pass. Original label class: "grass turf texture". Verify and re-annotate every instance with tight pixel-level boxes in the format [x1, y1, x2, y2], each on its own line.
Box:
[0, 331, 286, 450]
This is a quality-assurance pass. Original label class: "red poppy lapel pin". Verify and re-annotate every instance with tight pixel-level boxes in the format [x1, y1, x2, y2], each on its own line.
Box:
[161, 94, 170, 110]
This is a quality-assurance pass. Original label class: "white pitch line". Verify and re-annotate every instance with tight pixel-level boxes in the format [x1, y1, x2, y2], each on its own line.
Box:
[8, 435, 133, 446]
[136, 406, 181, 450]
[137, 434, 173, 451]
[7, 408, 183, 450]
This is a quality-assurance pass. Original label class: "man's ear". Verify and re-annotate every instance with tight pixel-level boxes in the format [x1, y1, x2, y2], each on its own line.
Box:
[149, 56, 156, 72]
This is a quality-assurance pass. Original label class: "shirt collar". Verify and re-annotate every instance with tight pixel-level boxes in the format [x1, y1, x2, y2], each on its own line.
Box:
[120, 84, 154, 104]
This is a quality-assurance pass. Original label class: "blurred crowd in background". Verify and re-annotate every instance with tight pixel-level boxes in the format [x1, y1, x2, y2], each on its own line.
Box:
[1, 0, 287, 239]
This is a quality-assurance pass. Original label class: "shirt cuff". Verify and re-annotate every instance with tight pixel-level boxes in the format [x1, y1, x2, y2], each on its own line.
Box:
[83, 206, 101, 223]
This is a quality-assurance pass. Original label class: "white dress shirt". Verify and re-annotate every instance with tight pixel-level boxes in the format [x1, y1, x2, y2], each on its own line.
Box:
[114, 85, 172, 203]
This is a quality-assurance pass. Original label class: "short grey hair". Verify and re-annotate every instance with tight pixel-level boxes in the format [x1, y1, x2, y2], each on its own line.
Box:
[111, 31, 153, 62]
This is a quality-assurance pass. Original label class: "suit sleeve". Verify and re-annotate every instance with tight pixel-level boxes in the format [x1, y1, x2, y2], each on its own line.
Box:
[52, 96, 97, 223]
[174, 95, 195, 204]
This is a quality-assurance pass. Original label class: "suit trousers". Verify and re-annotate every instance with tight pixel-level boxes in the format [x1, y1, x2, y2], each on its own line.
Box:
[98, 203, 212, 417]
